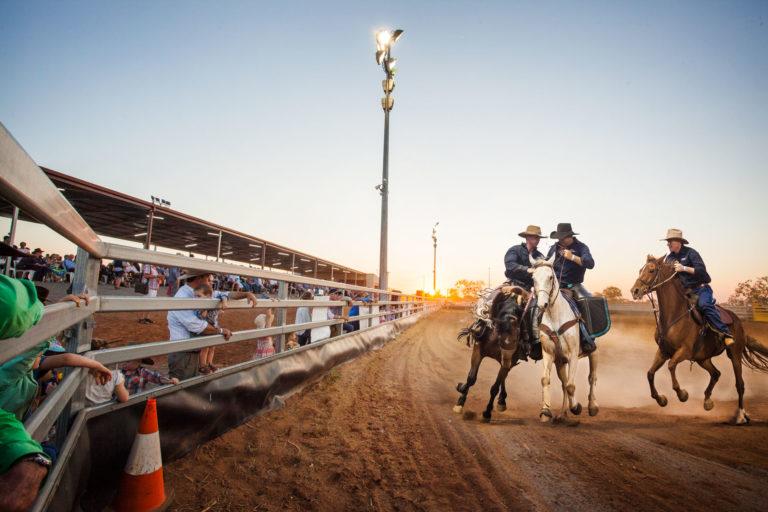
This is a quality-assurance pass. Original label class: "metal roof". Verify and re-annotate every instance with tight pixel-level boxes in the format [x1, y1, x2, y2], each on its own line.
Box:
[0, 167, 368, 284]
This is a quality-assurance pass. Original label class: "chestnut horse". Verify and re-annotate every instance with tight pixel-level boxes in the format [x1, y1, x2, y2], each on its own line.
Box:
[455, 287, 527, 421]
[631, 255, 768, 424]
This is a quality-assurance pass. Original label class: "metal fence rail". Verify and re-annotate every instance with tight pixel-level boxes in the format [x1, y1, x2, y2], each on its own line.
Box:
[0, 121, 442, 511]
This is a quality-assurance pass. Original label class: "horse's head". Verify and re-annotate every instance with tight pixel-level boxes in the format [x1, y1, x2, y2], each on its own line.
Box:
[529, 254, 558, 314]
[491, 288, 527, 350]
[631, 254, 668, 300]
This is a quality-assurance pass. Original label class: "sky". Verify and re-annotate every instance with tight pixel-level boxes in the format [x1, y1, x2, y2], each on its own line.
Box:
[1, 0, 766, 300]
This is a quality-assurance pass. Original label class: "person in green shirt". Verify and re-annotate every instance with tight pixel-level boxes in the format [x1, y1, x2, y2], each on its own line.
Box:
[0, 408, 50, 511]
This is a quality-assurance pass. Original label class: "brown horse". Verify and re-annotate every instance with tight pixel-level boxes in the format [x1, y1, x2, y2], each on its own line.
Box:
[455, 287, 527, 421]
[631, 255, 768, 424]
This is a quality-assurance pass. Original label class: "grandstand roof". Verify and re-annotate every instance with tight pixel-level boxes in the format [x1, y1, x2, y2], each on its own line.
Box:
[0, 167, 368, 284]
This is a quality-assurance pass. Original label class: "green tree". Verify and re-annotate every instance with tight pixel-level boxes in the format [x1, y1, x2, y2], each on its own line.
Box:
[602, 286, 624, 302]
[455, 279, 485, 299]
[728, 276, 768, 305]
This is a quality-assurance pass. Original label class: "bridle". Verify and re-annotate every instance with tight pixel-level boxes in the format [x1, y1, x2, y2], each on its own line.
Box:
[637, 257, 692, 340]
[533, 263, 558, 311]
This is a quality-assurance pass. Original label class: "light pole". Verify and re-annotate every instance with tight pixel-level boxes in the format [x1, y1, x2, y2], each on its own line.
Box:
[432, 222, 439, 292]
[375, 28, 403, 293]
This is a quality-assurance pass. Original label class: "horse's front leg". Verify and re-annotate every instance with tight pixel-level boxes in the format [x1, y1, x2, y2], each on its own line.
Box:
[483, 351, 515, 421]
[587, 349, 599, 416]
[539, 350, 554, 422]
[455, 344, 483, 413]
[497, 378, 507, 412]
[565, 349, 582, 416]
[554, 360, 573, 419]
[668, 345, 691, 402]
[648, 347, 669, 407]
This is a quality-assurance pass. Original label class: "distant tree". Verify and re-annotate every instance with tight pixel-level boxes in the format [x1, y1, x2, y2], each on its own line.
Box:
[602, 286, 624, 302]
[728, 276, 768, 305]
[455, 279, 485, 299]
[448, 288, 460, 301]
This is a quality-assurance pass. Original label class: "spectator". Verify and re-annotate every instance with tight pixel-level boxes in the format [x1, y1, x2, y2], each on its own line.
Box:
[192, 283, 226, 374]
[253, 309, 275, 359]
[0, 282, 110, 421]
[62, 254, 76, 272]
[85, 366, 129, 406]
[138, 263, 159, 324]
[48, 255, 66, 282]
[0, 409, 51, 512]
[16, 248, 49, 282]
[167, 256, 182, 296]
[347, 295, 360, 332]
[121, 345, 179, 395]
[112, 260, 125, 289]
[295, 291, 313, 346]
[166, 270, 257, 380]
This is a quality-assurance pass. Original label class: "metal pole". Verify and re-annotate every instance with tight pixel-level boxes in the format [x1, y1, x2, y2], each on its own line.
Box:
[433, 238, 437, 291]
[4, 206, 19, 275]
[379, 46, 391, 294]
[216, 230, 222, 262]
[144, 208, 154, 250]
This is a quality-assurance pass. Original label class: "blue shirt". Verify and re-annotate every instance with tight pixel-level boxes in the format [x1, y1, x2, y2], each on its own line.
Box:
[63, 258, 76, 271]
[504, 243, 544, 288]
[546, 238, 594, 285]
[664, 246, 710, 289]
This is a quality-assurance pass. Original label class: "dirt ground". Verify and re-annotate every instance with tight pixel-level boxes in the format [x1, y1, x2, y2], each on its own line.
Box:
[130, 308, 768, 512]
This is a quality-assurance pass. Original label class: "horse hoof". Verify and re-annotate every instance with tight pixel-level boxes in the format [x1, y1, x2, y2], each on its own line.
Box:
[456, 383, 465, 392]
[570, 403, 582, 415]
[453, 405, 464, 414]
[733, 409, 751, 425]
[677, 389, 689, 402]
[495, 403, 507, 412]
[656, 395, 668, 407]
[588, 405, 599, 417]
[703, 399, 714, 411]
[539, 410, 552, 422]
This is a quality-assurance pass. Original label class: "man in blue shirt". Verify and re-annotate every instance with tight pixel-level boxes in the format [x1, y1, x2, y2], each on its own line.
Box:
[504, 225, 545, 289]
[662, 229, 733, 346]
[500, 225, 546, 360]
[546, 223, 596, 353]
[546, 223, 595, 299]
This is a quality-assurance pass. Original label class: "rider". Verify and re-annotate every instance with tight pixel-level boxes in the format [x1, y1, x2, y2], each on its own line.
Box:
[503, 225, 545, 359]
[662, 228, 734, 346]
[546, 222, 596, 353]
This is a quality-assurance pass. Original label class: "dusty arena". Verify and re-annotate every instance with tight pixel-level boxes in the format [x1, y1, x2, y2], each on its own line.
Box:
[93, 308, 768, 511]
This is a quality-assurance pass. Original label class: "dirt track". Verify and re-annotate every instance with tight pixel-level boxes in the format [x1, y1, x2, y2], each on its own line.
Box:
[161, 309, 768, 511]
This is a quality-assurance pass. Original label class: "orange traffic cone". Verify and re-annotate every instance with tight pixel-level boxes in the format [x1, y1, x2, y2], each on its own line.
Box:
[112, 398, 173, 512]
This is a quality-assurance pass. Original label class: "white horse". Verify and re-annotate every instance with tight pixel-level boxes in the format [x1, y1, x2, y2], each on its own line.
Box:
[530, 255, 599, 421]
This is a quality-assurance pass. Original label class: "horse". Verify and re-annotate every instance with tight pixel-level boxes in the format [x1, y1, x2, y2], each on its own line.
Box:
[455, 287, 527, 421]
[631, 255, 768, 424]
[530, 255, 599, 421]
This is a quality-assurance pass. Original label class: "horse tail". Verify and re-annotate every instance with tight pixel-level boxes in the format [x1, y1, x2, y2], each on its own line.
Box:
[742, 335, 768, 373]
[458, 327, 473, 347]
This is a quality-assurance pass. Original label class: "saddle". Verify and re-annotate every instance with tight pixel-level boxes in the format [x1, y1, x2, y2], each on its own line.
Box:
[686, 294, 734, 326]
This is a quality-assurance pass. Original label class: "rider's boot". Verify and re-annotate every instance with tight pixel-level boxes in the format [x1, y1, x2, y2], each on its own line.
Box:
[579, 322, 597, 355]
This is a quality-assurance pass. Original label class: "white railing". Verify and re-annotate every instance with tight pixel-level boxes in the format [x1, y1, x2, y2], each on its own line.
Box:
[0, 122, 442, 511]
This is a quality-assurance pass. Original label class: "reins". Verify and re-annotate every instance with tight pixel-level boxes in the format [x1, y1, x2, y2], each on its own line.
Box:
[640, 258, 693, 343]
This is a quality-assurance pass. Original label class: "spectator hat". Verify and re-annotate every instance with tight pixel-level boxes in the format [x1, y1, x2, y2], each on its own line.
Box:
[329, 288, 342, 295]
[179, 269, 213, 281]
[549, 223, 579, 240]
[660, 228, 689, 245]
[33, 248, 43, 254]
[518, 225, 546, 238]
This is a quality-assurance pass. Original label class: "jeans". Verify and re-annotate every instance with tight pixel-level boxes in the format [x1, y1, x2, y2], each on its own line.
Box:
[562, 282, 592, 299]
[692, 285, 730, 334]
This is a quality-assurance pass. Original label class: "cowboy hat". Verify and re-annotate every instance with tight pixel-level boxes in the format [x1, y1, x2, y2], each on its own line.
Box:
[178, 269, 213, 281]
[549, 223, 579, 240]
[518, 225, 546, 238]
[660, 228, 689, 245]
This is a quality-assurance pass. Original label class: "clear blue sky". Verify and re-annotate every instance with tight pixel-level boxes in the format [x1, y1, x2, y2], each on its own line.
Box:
[1, 1, 766, 299]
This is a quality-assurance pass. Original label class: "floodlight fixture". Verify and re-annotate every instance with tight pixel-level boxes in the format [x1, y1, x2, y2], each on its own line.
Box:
[184, 243, 198, 248]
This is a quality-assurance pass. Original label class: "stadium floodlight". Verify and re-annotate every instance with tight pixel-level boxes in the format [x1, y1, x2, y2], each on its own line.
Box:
[375, 28, 403, 293]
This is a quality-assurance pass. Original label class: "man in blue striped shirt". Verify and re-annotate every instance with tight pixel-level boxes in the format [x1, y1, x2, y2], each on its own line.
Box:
[167, 270, 257, 379]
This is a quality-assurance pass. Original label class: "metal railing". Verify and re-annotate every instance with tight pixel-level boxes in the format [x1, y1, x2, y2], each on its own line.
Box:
[0, 122, 441, 511]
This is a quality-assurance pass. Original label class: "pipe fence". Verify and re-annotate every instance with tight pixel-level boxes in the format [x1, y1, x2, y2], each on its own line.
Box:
[0, 122, 442, 511]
